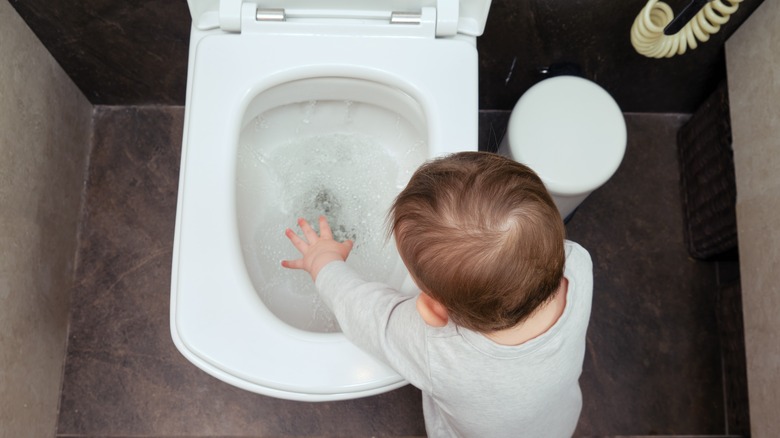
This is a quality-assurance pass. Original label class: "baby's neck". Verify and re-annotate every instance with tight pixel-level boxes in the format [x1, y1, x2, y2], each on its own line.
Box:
[485, 277, 569, 346]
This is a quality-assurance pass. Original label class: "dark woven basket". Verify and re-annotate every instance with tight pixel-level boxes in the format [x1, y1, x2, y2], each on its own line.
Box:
[677, 81, 738, 260]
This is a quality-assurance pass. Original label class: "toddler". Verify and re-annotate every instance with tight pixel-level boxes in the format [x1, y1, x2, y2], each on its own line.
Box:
[282, 151, 593, 437]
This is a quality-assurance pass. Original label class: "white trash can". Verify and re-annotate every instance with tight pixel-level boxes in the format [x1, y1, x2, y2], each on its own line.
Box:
[498, 76, 627, 220]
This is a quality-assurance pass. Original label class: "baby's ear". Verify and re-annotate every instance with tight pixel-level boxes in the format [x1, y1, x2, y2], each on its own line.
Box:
[416, 292, 449, 327]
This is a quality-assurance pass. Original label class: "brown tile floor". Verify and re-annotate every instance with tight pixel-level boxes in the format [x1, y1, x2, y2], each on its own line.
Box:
[58, 107, 732, 437]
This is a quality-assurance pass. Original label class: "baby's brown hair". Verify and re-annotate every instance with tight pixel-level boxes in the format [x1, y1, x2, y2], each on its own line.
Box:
[389, 152, 566, 333]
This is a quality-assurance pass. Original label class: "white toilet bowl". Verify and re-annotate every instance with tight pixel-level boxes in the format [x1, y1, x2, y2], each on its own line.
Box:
[171, 0, 491, 401]
[499, 76, 627, 219]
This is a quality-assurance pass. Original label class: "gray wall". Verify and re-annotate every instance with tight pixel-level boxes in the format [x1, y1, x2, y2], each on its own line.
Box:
[0, 1, 92, 435]
[726, 1, 780, 436]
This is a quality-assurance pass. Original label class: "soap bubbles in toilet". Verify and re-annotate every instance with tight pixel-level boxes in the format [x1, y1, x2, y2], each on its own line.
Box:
[243, 133, 405, 332]
[236, 98, 427, 333]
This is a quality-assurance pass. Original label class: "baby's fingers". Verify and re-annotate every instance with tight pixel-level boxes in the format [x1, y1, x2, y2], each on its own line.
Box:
[318, 215, 333, 239]
[281, 258, 304, 270]
[285, 227, 309, 253]
[297, 217, 320, 243]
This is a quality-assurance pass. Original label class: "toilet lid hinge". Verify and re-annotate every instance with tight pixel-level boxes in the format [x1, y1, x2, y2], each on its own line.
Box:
[390, 11, 422, 25]
[255, 8, 286, 22]
[232, 3, 438, 38]
[252, 7, 423, 25]
[193, 0, 491, 37]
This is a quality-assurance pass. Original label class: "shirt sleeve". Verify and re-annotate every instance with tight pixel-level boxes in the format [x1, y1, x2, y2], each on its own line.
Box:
[315, 261, 433, 393]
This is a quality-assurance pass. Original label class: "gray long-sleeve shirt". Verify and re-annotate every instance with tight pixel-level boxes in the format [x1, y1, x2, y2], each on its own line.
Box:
[316, 240, 593, 437]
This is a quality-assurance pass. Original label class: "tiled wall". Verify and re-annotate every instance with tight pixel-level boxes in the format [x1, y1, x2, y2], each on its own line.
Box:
[0, 2, 92, 436]
[725, 1, 780, 436]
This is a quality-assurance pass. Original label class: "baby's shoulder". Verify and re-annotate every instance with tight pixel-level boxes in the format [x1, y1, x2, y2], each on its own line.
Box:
[564, 240, 592, 268]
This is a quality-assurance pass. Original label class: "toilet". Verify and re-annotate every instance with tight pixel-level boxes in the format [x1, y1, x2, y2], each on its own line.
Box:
[499, 76, 627, 220]
[170, 0, 492, 401]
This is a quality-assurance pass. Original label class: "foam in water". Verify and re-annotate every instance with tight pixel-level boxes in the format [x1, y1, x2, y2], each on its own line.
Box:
[236, 99, 426, 332]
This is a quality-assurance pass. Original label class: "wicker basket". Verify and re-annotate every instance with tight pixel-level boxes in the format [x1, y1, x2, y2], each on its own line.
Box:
[677, 81, 738, 260]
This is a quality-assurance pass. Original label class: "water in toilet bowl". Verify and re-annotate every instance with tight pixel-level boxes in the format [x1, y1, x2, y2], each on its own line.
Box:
[236, 98, 426, 333]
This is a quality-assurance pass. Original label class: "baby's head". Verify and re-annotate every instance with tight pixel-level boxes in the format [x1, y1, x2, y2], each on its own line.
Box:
[389, 152, 566, 333]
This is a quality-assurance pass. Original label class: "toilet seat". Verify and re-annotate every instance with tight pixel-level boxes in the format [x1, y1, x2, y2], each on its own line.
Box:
[172, 0, 491, 401]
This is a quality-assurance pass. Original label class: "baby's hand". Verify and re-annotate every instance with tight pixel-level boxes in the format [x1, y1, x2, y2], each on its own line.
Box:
[281, 216, 354, 281]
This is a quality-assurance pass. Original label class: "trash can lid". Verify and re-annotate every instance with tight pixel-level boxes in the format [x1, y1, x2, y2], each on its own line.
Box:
[507, 76, 627, 196]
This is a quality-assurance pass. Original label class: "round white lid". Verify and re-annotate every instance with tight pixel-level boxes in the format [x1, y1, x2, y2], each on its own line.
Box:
[507, 76, 626, 196]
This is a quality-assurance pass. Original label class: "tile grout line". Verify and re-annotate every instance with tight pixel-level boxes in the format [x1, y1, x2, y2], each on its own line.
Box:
[53, 104, 98, 437]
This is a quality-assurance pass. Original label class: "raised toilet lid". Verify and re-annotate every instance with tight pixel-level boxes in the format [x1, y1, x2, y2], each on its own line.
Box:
[507, 76, 627, 196]
[187, 0, 492, 37]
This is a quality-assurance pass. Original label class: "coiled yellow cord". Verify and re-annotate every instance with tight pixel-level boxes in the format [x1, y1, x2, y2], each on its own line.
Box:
[631, 0, 742, 58]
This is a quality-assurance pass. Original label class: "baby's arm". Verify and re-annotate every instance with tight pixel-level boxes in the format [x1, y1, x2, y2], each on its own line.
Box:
[282, 216, 433, 392]
[281, 216, 354, 281]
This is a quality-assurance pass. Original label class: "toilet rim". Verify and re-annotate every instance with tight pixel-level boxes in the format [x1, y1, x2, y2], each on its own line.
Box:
[172, 31, 479, 399]
[173, 73, 413, 398]
[184, 31, 478, 153]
